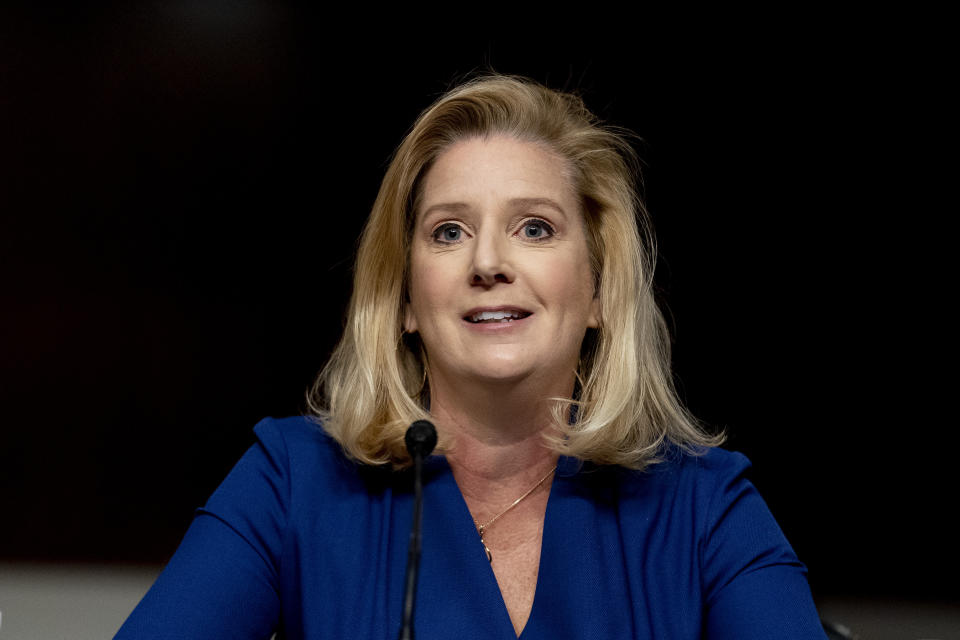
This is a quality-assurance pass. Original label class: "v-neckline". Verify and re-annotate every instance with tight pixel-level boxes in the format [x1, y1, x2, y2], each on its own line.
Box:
[423, 454, 580, 639]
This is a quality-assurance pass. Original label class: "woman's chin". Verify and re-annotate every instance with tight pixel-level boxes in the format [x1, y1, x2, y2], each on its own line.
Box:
[458, 360, 563, 390]
[439, 358, 534, 388]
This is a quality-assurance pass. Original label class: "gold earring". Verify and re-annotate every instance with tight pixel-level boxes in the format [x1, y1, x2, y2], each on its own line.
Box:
[416, 366, 428, 397]
[416, 345, 431, 399]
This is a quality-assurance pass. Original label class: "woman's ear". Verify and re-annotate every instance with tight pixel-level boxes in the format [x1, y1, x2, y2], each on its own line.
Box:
[587, 295, 601, 329]
[403, 303, 419, 334]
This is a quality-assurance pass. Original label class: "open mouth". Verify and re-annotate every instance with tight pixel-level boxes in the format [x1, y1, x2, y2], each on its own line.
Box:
[465, 310, 533, 324]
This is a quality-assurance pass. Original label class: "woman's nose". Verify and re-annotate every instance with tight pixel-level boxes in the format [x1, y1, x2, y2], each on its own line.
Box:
[470, 229, 514, 287]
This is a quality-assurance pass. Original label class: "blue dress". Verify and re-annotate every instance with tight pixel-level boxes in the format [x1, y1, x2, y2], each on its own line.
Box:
[116, 416, 826, 639]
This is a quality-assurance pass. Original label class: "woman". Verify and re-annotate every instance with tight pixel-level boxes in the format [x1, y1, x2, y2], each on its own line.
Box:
[117, 75, 826, 639]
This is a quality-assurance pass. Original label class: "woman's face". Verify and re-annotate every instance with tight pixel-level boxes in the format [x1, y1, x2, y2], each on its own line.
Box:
[405, 135, 600, 393]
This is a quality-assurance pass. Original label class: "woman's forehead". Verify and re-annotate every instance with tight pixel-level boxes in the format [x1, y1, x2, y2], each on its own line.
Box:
[415, 136, 578, 218]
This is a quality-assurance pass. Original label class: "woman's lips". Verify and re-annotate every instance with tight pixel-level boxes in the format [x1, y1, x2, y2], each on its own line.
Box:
[464, 309, 533, 323]
[461, 307, 534, 330]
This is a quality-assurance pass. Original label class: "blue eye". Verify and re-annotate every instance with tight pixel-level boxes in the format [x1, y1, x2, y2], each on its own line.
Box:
[521, 219, 555, 240]
[433, 223, 463, 243]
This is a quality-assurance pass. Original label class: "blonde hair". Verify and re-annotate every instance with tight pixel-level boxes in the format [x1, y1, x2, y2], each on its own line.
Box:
[308, 74, 723, 469]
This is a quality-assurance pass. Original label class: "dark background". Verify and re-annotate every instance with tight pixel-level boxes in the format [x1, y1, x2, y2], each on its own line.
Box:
[2, 4, 951, 605]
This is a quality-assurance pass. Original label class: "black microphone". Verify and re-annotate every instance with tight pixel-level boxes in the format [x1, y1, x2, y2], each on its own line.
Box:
[398, 420, 438, 640]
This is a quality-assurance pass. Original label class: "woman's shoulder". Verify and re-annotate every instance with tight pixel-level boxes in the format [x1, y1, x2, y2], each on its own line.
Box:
[205, 416, 371, 513]
[605, 445, 756, 516]
[201, 416, 390, 547]
[251, 414, 334, 455]
[673, 445, 753, 491]
[616, 444, 751, 485]
[252, 414, 327, 443]
[247, 415, 374, 484]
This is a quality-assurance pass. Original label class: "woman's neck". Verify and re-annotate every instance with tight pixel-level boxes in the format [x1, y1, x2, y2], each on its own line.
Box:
[428, 374, 566, 490]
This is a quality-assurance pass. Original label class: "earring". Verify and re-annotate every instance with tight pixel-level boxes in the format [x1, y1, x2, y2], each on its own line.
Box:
[416, 345, 431, 399]
[416, 367, 428, 397]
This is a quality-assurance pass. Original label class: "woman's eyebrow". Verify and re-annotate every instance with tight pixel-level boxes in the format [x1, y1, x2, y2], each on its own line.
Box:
[419, 198, 568, 221]
[419, 202, 470, 221]
[507, 197, 567, 216]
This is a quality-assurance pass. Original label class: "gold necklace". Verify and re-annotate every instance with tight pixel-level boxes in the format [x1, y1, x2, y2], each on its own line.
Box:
[473, 466, 556, 562]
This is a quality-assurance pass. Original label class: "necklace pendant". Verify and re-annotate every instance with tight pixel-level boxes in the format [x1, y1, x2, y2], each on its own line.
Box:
[471, 466, 555, 565]
[476, 523, 493, 562]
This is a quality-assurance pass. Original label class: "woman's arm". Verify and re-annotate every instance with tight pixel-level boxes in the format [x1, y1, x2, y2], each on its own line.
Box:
[115, 514, 281, 639]
[700, 452, 827, 639]
[115, 419, 290, 640]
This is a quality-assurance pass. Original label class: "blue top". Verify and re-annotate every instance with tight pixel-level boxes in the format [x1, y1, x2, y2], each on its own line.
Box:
[116, 416, 826, 639]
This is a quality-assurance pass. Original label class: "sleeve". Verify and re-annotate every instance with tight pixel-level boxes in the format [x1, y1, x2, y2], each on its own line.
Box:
[114, 418, 289, 640]
[700, 452, 827, 640]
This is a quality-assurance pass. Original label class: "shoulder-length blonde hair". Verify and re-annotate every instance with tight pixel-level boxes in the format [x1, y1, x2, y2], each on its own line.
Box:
[308, 73, 723, 469]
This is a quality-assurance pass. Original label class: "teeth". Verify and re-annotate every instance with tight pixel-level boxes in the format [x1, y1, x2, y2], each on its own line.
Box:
[470, 310, 524, 322]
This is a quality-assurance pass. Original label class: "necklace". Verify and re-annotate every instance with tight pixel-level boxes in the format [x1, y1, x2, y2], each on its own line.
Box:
[473, 466, 556, 562]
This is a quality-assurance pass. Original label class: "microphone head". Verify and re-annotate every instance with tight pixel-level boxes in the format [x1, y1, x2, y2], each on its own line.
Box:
[405, 420, 438, 458]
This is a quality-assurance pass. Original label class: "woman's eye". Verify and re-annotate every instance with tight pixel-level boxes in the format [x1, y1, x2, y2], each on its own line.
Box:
[520, 219, 555, 240]
[432, 223, 463, 243]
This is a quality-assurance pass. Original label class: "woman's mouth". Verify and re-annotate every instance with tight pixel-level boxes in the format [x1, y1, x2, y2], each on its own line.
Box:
[465, 309, 533, 323]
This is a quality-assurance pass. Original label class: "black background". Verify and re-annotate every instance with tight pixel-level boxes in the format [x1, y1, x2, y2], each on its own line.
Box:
[2, 4, 952, 604]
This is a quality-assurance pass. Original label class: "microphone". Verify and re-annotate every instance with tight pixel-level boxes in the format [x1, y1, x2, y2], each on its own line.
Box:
[404, 419, 438, 461]
[398, 420, 438, 640]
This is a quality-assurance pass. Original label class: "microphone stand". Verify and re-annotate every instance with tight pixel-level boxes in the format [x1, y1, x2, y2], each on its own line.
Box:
[398, 420, 437, 640]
